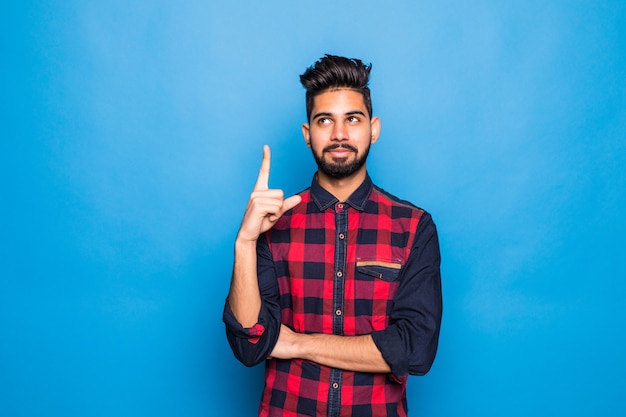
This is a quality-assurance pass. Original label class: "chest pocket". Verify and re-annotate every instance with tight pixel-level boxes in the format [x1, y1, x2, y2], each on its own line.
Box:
[356, 260, 402, 282]
[352, 260, 403, 333]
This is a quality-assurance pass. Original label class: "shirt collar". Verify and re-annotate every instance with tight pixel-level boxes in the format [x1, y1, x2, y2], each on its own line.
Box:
[310, 173, 373, 212]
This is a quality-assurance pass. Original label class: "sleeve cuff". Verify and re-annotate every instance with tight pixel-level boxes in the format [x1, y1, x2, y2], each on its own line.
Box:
[371, 328, 409, 380]
[222, 300, 266, 344]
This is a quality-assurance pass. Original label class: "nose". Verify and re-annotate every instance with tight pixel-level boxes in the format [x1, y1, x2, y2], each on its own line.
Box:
[332, 121, 348, 141]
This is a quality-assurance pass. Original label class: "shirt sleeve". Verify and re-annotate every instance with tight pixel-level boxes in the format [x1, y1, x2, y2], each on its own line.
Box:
[371, 211, 443, 378]
[223, 235, 281, 367]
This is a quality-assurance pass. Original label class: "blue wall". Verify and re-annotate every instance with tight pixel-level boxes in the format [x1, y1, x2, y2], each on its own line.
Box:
[2, 1, 625, 416]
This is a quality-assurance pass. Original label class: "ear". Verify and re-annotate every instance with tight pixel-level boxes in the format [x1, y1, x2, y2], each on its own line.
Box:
[302, 123, 311, 148]
[370, 116, 381, 144]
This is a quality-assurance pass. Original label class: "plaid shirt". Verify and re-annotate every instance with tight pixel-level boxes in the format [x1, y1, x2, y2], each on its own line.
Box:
[224, 174, 442, 417]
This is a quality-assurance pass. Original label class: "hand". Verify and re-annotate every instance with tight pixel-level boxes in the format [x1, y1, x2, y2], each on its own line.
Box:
[237, 145, 302, 242]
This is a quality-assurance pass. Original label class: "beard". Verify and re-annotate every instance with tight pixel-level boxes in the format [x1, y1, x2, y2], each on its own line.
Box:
[312, 142, 370, 179]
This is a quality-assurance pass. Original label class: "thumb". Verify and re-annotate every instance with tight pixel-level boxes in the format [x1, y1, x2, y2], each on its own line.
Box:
[267, 195, 302, 223]
[282, 194, 302, 213]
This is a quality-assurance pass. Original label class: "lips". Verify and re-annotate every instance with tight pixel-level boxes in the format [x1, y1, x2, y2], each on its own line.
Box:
[323, 144, 358, 156]
[328, 149, 353, 158]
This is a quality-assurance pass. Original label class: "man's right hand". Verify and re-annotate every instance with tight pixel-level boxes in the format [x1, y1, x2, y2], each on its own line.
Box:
[237, 145, 302, 242]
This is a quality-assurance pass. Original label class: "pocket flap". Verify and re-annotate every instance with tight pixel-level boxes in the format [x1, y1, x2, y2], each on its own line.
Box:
[356, 261, 402, 269]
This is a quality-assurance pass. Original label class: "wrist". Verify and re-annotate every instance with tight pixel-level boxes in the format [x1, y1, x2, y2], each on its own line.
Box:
[235, 234, 258, 248]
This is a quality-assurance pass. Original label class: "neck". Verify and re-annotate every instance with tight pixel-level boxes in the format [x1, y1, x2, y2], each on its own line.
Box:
[316, 166, 367, 202]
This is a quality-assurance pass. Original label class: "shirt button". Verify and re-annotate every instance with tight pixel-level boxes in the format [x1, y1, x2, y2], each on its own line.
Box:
[338, 233, 345, 240]
[332, 382, 339, 389]
[336, 270, 343, 278]
[335, 308, 342, 316]
[337, 203, 344, 209]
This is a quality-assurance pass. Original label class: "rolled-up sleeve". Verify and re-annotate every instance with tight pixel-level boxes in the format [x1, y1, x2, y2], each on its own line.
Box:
[223, 235, 281, 367]
[371, 212, 442, 378]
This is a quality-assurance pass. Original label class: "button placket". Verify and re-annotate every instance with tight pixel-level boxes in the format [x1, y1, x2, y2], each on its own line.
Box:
[332, 202, 347, 337]
[328, 201, 347, 414]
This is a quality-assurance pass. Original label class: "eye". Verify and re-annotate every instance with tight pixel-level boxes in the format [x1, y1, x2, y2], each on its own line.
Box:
[347, 115, 360, 123]
[317, 117, 332, 125]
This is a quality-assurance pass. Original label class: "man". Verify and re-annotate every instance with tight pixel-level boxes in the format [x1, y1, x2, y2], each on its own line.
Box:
[223, 55, 442, 417]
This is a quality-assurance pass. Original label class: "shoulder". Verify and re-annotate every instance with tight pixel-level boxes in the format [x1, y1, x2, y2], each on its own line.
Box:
[370, 184, 427, 215]
[369, 184, 438, 234]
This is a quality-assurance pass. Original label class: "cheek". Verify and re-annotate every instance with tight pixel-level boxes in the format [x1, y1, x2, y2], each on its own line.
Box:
[308, 133, 326, 152]
[357, 131, 374, 147]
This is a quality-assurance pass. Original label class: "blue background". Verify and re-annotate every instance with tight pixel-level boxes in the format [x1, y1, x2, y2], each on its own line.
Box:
[2, 1, 625, 416]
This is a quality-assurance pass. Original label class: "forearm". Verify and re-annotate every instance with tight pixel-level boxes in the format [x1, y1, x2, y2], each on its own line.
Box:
[272, 325, 391, 373]
[227, 238, 262, 328]
[302, 333, 391, 373]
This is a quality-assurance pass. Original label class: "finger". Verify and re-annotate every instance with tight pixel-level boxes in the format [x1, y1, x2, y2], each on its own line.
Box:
[253, 145, 271, 191]
[247, 196, 283, 216]
[250, 189, 284, 200]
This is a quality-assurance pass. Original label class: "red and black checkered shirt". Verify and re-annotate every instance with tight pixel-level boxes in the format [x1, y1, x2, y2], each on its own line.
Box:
[225, 175, 442, 417]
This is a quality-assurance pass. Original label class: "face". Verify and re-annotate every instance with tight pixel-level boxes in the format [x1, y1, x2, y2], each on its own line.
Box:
[302, 89, 380, 180]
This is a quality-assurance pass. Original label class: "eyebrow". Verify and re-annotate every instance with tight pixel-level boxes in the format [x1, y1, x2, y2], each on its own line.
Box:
[312, 110, 367, 120]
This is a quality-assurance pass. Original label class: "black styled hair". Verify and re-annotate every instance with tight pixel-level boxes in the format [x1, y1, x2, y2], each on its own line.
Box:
[300, 54, 373, 121]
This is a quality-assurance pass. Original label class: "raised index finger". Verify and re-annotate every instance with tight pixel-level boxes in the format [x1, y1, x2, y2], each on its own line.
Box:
[254, 145, 271, 191]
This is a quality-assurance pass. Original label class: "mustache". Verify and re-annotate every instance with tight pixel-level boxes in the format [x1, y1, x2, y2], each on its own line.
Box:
[323, 144, 358, 153]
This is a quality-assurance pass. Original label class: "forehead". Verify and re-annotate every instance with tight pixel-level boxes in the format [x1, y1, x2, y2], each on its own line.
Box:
[311, 88, 368, 114]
